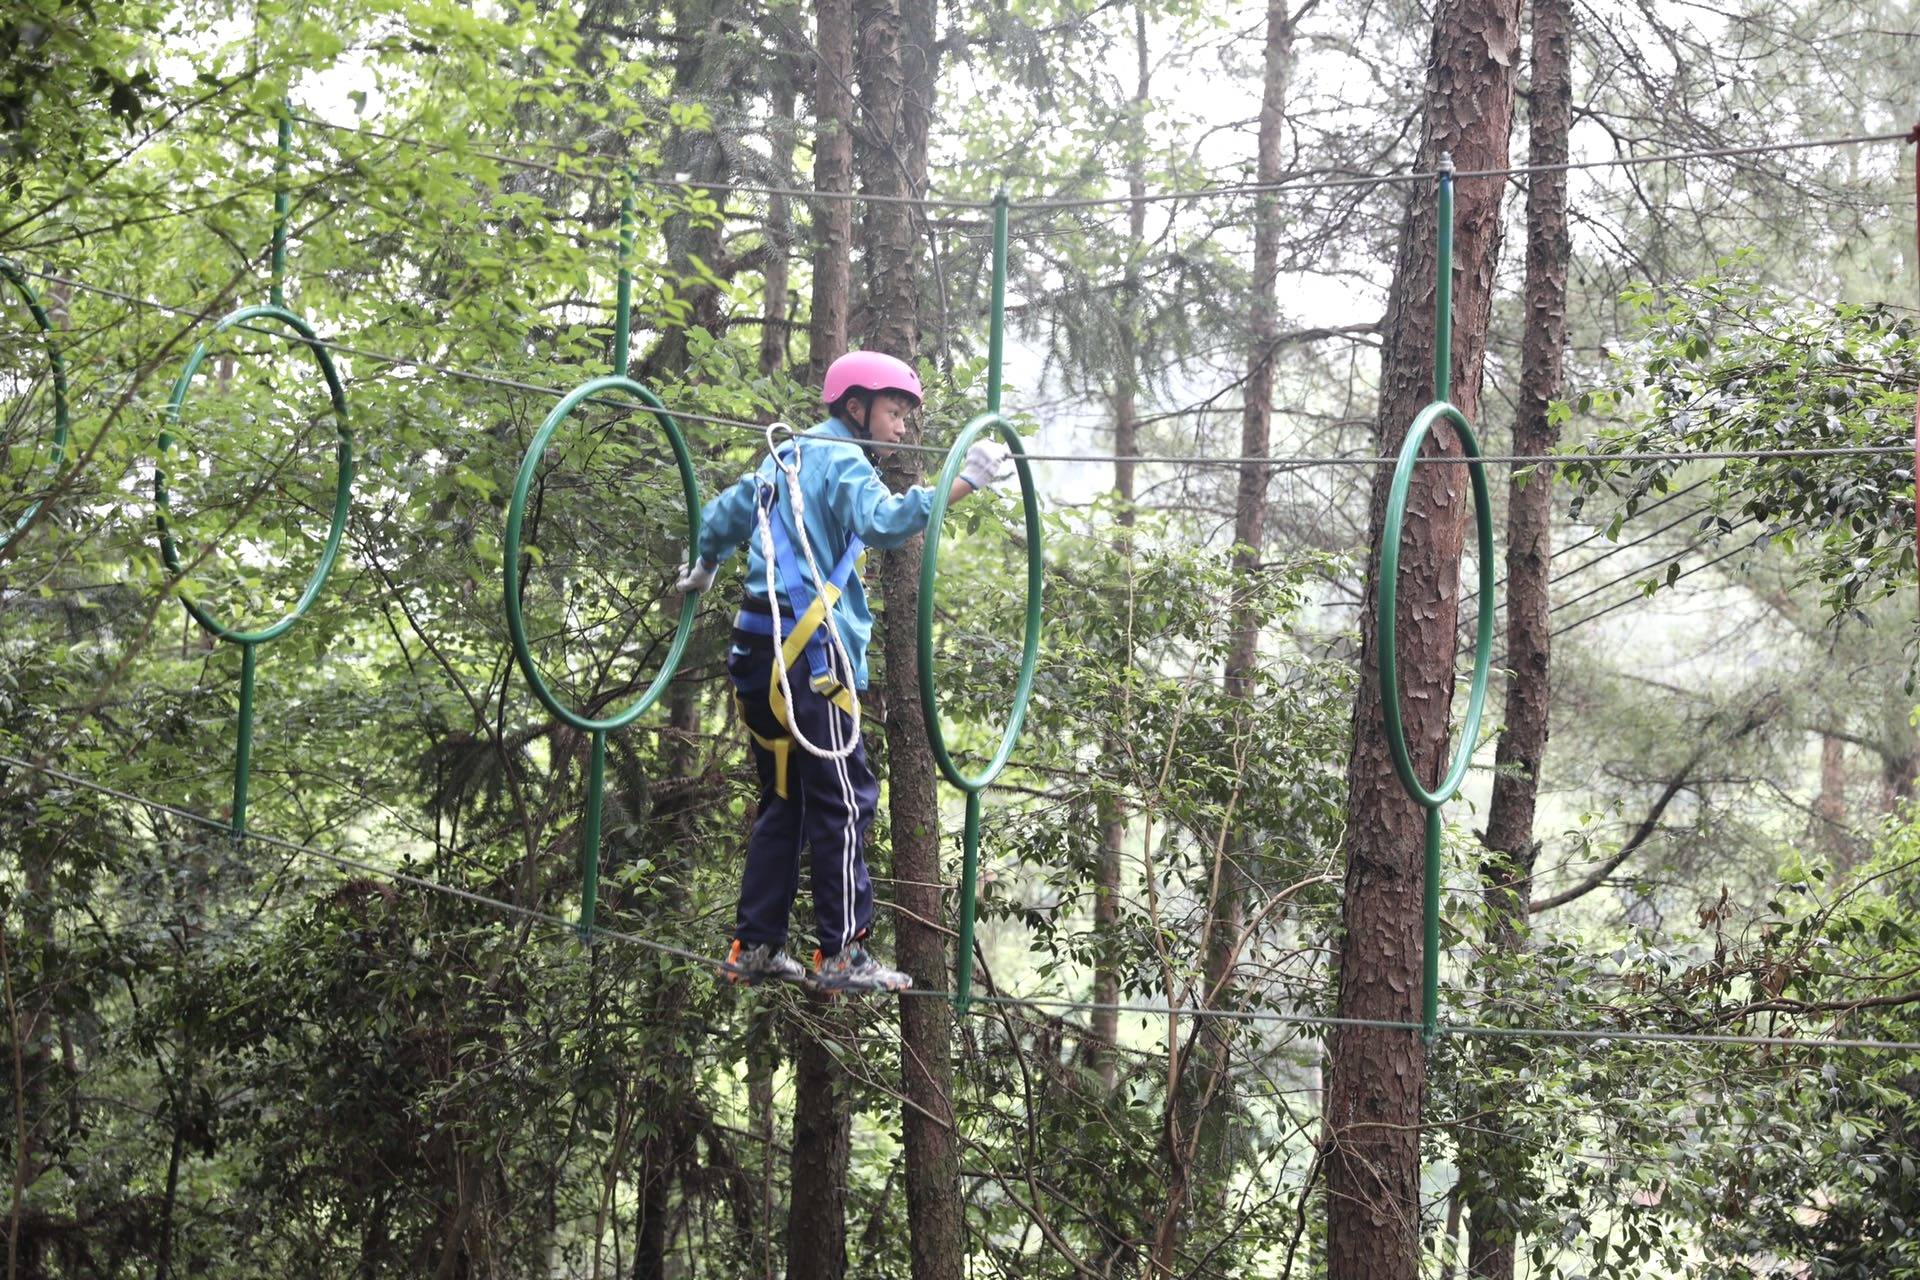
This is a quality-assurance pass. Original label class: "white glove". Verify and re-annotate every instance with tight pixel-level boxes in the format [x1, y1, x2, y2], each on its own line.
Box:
[677, 558, 717, 594]
[959, 440, 1014, 492]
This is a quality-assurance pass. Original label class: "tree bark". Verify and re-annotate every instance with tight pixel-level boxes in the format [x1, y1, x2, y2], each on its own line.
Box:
[855, 0, 965, 1276]
[1880, 737, 1919, 813]
[785, 4, 860, 1276]
[806, 0, 854, 388]
[1814, 733, 1852, 869]
[632, 1126, 673, 1280]
[761, 67, 797, 381]
[6, 809, 58, 1280]
[635, 0, 728, 384]
[749, 1052, 778, 1280]
[1325, 0, 1523, 1275]
[1174, 0, 1294, 1246]
[1091, 0, 1152, 1100]
[785, 1012, 852, 1280]
[1462, 0, 1571, 1273]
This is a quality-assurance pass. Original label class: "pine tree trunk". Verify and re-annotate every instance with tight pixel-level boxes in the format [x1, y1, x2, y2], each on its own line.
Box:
[632, 1129, 673, 1280]
[1092, 0, 1151, 1098]
[749, 1053, 778, 1280]
[1815, 733, 1851, 867]
[747, 120, 786, 1245]
[1325, 0, 1523, 1275]
[854, 0, 966, 1275]
[1171, 0, 1293, 1249]
[621, 6, 729, 1242]
[786, 1016, 852, 1280]
[638, 0, 727, 382]
[806, 0, 854, 387]
[762, 69, 797, 380]
[786, 4, 859, 1277]
[1462, 0, 1571, 1273]
[7, 816, 57, 1280]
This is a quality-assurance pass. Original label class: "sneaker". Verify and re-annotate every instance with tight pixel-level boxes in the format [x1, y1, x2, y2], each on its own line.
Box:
[812, 943, 913, 994]
[720, 939, 806, 987]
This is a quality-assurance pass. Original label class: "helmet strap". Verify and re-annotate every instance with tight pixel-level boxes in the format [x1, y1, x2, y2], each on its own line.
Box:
[835, 390, 874, 439]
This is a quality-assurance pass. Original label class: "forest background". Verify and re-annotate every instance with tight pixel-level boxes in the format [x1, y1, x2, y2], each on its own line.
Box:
[2, 0, 1919, 1276]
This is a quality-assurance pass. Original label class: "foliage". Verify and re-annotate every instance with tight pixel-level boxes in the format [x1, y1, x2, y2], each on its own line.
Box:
[2, 0, 1919, 1275]
[1565, 264, 1918, 623]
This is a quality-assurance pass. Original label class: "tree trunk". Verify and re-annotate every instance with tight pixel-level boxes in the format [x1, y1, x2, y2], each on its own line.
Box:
[785, 5, 860, 1276]
[1875, 707, 1918, 815]
[855, 0, 965, 1275]
[1173, 0, 1293, 1248]
[636, 0, 728, 384]
[739, 167, 785, 1260]
[1325, 0, 1523, 1276]
[749, 1052, 778, 1280]
[622, 0, 729, 1236]
[762, 67, 797, 380]
[632, 1127, 673, 1280]
[626, 684, 704, 1280]
[154, 1058, 190, 1280]
[807, 0, 854, 387]
[785, 1009, 852, 1280]
[1814, 733, 1852, 868]
[7, 816, 57, 1280]
[1462, 0, 1571, 1273]
[1091, 0, 1152, 1099]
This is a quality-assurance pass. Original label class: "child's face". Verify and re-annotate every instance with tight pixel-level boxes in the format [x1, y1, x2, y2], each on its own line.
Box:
[862, 392, 914, 447]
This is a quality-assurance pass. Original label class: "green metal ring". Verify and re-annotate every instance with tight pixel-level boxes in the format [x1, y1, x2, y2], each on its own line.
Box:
[156, 304, 354, 645]
[1378, 399, 1496, 808]
[503, 375, 702, 733]
[0, 259, 71, 554]
[916, 412, 1044, 793]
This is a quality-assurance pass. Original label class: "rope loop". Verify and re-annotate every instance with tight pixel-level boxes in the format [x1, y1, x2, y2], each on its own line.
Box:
[757, 422, 862, 759]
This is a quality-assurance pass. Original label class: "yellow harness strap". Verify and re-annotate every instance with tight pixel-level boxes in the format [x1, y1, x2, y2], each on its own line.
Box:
[738, 695, 793, 800]
[768, 582, 856, 738]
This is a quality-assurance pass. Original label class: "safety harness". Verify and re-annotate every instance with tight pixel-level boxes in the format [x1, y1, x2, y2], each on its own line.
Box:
[733, 425, 864, 798]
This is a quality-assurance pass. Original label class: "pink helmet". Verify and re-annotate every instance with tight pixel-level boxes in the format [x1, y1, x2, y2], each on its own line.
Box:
[822, 350, 923, 409]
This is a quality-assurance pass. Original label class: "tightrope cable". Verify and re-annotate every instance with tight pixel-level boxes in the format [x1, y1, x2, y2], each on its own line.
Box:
[4, 753, 1916, 1053]
[13, 267, 1914, 475]
[1458, 478, 1717, 615]
[289, 112, 1914, 215]
[1549, 526, 1786, 639]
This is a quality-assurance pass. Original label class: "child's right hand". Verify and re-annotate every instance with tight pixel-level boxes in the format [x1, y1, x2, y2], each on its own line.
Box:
[960, 440, 1014, 493]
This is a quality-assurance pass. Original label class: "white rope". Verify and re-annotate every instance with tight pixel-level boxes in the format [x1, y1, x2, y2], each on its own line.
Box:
[758, 422, 862, 760]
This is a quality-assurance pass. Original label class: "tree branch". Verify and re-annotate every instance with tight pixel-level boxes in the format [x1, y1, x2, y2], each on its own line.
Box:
[1529, 749, 1707, 914]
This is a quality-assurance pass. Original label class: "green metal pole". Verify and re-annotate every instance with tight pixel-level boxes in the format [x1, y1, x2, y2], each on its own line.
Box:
[952, 789, 983, 1016]
[1420, 155, 1455, 1043]
[271, 106, 291, 311]
[948, 189, 1011, 1017]
[1422, 804, 1442, 1042]
[580, 729, 606, 942]
[1433, 154, 1453, 404]
[614, 182, 634, 378]
[233, 641, 257, 838]
[987, 189, 1008, 414]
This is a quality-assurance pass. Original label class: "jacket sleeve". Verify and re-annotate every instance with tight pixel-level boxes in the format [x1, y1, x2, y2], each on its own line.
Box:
[696, 472, 760, 566]
[827, 452, 935, 550]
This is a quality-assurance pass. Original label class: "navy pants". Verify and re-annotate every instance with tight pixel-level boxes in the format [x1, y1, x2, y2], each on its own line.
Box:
[727, 628, 877, 959]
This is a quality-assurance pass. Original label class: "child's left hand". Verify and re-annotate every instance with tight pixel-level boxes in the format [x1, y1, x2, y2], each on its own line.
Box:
[677, 557, 717, 593]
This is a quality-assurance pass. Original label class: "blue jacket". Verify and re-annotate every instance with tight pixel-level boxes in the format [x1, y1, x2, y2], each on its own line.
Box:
[697, 416, 935, 689]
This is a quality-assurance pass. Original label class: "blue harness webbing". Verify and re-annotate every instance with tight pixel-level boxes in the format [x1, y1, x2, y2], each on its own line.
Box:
[734, 449, 864, 692]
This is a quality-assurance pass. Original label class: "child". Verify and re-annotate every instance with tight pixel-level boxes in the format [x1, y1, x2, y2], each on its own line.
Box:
[678, 351, 1012, 993]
